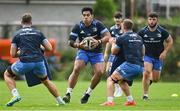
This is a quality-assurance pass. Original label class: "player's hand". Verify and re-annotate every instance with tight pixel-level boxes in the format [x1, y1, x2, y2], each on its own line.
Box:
[79, 41, 89, 50]
[109, 38, 116, 44]
[90, 38, 99, 49]
[159, 50, 167, 60]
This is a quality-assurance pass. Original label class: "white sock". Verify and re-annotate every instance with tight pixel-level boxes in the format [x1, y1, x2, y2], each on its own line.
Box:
[107, 97, 113, 102]
[127, 95, 133, 102]
[86, 87, 92, 95]
[66, 87, 73, 95]
[11, 88, 20, 97]
[56, 96, 65, 104]
[114, 83, 119, 88]
[144, 94, 148, 97]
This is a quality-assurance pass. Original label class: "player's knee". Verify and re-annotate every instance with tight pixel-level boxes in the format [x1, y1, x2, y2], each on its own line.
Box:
[152, 79, 159, 83]
[143, 70, 151, 77]
[4, 66, 16, 78]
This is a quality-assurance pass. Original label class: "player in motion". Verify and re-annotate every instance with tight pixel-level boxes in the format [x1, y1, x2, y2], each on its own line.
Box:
[62, 7, 111, 104]
[104, 12, 124, 97]
[101, 19, 144, 106]
[138, 12, 173, 100]
[4, 13, 65, 106]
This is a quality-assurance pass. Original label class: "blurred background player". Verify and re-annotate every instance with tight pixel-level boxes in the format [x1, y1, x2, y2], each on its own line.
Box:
[62, 7, 111, 104]
[104, 12, 124, 97]
[4, 13, 65, 106]
[138, 12, 173, 100]
[101, 19, 144, 106]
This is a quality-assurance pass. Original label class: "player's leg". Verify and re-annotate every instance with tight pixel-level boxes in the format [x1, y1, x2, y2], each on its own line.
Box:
[41, 78, 65, 105]
[63, 60, 86, 103]
[4, 61, 27, 106]
[80, 62, 104, 104]
[114, 62, 142, 106]
[151, 59, 162, 83]
[63, 50, 87, 103]
[142, 62, 153, 100]
[80, 52, 104, 104]
[35, 61, 65, 105]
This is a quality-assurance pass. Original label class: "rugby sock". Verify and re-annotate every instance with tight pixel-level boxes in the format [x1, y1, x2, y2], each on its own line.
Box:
[107, 97, 113, 102]
[144, 94, 148, 97]
[86, 87, 92, 95]
[56, 96, 64, 104]
[11, 88, 20, 97]
[127, 95, 133, 102]
[66, 87, 73, 95]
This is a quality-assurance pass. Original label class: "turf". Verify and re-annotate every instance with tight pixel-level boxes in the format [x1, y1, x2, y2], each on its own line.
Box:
[0, 81, 180, 110]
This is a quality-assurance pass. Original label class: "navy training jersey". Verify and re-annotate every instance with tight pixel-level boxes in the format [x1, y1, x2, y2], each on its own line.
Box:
[138, 25, 169, 58]
[110, 25, 123, 38]
[12, 26, 46, 62]
[116, 31, 144, 66]
[110, 25, 125, 73]
[69, 19, 109, 53]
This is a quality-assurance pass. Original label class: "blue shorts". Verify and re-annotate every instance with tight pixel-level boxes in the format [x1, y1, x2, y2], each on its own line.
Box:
[144, 55, 163, 71]
[108, 54, 115, 63]
[76, 49, 104, 65]
[115, 61, 143, 81]
[11, 60, 47, 78]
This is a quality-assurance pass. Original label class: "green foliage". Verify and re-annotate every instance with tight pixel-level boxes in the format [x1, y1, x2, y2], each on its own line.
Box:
[93, 0, 117, 21]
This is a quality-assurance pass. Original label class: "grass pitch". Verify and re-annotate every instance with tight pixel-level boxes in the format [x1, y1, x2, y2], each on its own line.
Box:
[0, 81, 180, 110]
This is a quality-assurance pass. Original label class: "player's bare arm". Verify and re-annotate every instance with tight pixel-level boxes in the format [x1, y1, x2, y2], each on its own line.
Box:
[159, 35, 173, 60]
[42, 39, 52, 51]
[10, 44, 18, 58]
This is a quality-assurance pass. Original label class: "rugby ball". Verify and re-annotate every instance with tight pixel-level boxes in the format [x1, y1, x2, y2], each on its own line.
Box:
[81, 37, 95, 50]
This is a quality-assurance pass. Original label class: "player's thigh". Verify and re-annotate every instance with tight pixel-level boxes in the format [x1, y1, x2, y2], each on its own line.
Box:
[144, 62, 153, 74]
[92, 62, 104, 75]
[11, 61, 34, 76]
[111, 70, 123, 82]
[73, 60, 86, 71]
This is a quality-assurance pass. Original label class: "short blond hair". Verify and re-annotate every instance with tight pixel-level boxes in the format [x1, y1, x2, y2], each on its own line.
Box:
[123, 19, 134, 30]
[21, 13, 32, 24]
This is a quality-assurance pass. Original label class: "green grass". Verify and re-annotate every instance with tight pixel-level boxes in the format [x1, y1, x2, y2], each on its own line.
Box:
[0, 81, 180, 110]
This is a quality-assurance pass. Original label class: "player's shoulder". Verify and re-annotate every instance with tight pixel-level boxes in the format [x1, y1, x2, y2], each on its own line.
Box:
[139, 26, 148, 32]
[110, 25, 116, 30]
[93, 19, 104, 26]
[157, 25, 168, 32]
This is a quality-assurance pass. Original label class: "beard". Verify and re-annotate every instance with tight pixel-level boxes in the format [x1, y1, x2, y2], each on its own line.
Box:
[148, 23, 157, 28]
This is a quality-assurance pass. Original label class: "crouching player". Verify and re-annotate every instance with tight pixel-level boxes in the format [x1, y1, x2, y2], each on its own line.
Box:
[101, 19, 144, 106]
[4, 13, 65, 106]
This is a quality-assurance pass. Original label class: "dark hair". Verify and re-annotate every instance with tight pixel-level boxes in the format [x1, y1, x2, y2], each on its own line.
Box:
[114, 12, 122, 19]
[123, 19, 134, 30]
[81, 7, 93, 14]
[148, 12, 158, 18]
[21, 13, 32, 24]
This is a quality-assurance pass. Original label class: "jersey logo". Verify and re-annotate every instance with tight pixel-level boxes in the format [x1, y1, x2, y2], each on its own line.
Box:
[80, 30, 85, 34]
[157, 33, 162, 37]
[144, 34, 148, 38]
[92, 27, 97, 32]
[150, 38, 154, 41]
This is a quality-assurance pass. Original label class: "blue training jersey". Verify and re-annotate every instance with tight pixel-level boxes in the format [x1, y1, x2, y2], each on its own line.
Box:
[69, 19, 109, 53]
[110, 25, 123, 38]
[116, 31, 144, 66]
[109, 25, 125, 73]
[138, 25, 169, 58]
[12, 26, 46, 62]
